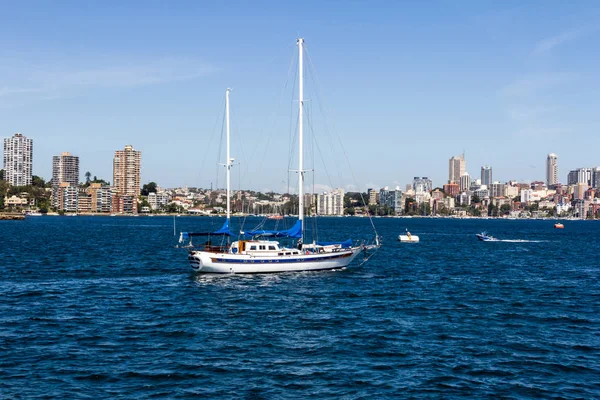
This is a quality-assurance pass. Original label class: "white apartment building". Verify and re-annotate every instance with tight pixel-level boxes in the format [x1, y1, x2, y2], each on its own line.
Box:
[459, 173, 471, 192]
[3, 133, 33, 186]
[317, 188, 345, 216]
[148, 192, 172, 210]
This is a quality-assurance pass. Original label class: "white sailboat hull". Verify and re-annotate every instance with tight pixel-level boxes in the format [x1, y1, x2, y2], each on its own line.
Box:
[188, 247, 364, 274]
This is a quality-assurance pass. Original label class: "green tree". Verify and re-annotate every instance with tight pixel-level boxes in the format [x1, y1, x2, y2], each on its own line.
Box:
[85, 171, 92, 185]
[404, 197, 416, 214]
[0, 169, 4, 180]
[37, 197, 50, 213]
[141, 182, 158, 196]
[345, 192, 367, 208]
[500, 204, 511, 215]
[91, 176, 110, 186]
[32, 175, 46, 187]
[138, 197, 151, 212]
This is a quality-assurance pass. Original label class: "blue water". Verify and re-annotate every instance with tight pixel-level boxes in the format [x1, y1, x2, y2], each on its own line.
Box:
[1, 216, 598, 398]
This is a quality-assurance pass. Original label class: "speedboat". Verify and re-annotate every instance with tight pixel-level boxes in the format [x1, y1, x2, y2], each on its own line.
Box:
[554, 222, 564, 229]
[476, 231, 497, 241]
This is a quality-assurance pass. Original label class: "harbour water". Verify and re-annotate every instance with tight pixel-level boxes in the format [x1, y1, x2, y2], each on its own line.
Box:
[1, 216, 598, 398]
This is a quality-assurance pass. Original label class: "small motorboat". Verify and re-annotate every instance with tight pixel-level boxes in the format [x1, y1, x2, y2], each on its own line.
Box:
[476, 231, 497, 241]
[554, 222, 564, 229]
[399, 230, 419, 243]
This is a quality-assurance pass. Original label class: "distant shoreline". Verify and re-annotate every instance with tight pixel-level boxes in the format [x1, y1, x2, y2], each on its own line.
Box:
[27, 213, 592, 221]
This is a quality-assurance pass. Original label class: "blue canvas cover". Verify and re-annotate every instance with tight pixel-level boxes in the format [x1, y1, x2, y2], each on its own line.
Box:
[244, 219, 302, 238]
[316, 239, 353, 248]
[179, 219, 231, 242]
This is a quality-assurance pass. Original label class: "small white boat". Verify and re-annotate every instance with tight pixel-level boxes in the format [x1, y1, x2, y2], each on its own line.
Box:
[398, 231, 419, 243]
[476, 231, 497, 241]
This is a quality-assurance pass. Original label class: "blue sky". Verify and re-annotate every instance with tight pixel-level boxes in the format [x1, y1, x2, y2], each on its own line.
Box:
[1, 1, 599, 193]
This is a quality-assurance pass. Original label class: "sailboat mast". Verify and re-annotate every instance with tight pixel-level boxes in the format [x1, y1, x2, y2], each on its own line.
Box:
[226, 88, 231, 221]
[297, 38, 304, 238]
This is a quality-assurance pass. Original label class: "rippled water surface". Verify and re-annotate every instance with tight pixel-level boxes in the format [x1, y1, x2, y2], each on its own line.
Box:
[1, 216, 598, 398]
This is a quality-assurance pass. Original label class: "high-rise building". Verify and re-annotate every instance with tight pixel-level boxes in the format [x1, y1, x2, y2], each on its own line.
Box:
[567, 168, 592, 186]
[316, 188, 345, 216]
[546, 153, 558, 187]
[379, 186, 403, 215]
[481, 165, 492, 186]
[413, 177, 432, 193]
[3, 133, 33, 186]
[52, 152, 80, 209]
[459, 173, 471, 192]
[592, 167, 600, 189]
[448, 154, 466, 184]
[113, 145, 141, 196]
[113, 145, 141, 213]
[367, 188, 378, 205]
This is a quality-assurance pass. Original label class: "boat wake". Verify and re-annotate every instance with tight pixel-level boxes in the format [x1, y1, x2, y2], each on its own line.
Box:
[494, 239, 545, 243]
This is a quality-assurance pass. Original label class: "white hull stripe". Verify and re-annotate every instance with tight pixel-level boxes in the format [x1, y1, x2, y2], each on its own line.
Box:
[206, 252, 353, 264]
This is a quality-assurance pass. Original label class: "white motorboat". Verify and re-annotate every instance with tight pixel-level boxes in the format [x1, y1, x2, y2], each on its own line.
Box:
[476, 231, 497, 241]
[181, 39, 380, 274]
[398, 231, 419, 243]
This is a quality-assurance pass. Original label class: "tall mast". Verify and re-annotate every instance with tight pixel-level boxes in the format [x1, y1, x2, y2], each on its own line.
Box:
[297, 38, 304, 238]
[226, 88, 232, 221]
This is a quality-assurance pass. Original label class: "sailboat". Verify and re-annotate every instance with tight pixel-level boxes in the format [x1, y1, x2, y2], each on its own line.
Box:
[180, 38, 379, 274]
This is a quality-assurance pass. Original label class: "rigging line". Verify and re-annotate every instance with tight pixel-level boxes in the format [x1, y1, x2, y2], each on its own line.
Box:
[287, 113, 299, 174]
[305, 48, 379, 237]
[215, 100, 226, 191]
[287, 59, 298, 174]
[197, 95, 226, 187]
[305, 107, 335, 191]
[304, 46, 343, 184]
[242, 44, 297, 189]
[311, 163, 320, 244]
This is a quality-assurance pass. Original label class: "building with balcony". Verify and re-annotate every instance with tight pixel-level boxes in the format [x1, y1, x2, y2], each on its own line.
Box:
[3, 133, 33, 186]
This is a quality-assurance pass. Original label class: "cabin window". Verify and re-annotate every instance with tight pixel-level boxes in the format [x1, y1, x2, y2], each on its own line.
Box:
[259, 245, 266, 250]
[268, 245, 276, 250]
[250, 245, 257, 250]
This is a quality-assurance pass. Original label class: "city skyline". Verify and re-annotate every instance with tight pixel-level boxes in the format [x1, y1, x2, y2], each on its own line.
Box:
[3, 132, 600, 193]
[1, 2, 600, 191]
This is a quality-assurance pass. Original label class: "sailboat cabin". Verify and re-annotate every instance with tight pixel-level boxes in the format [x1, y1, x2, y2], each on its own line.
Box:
[231, 240, 301, 256]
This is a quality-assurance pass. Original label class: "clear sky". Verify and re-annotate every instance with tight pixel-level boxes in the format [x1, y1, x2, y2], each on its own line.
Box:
[1, 1, 599, 193]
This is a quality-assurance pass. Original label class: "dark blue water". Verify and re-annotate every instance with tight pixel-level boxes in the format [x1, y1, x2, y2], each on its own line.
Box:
[1, 216, 598, 398]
